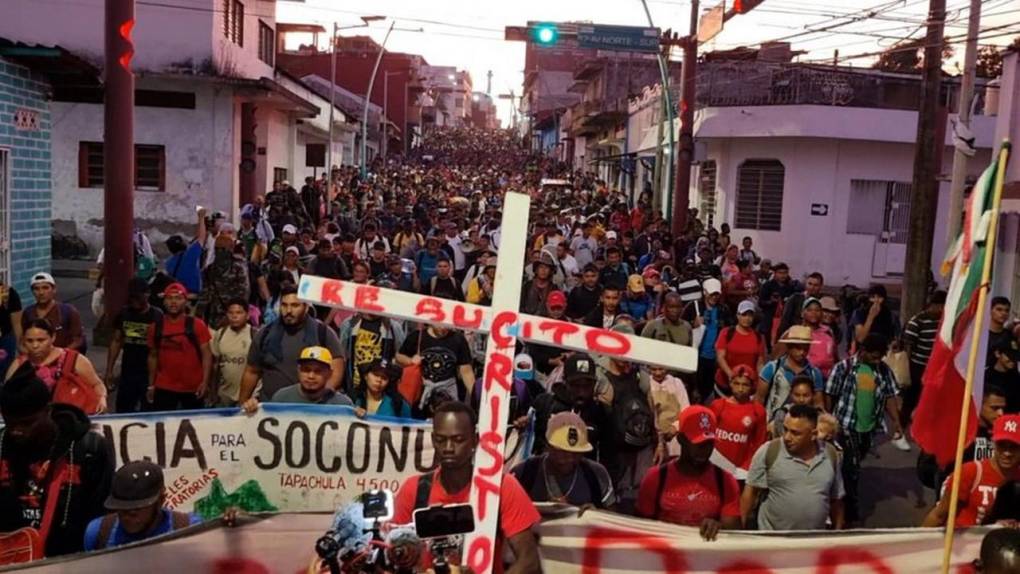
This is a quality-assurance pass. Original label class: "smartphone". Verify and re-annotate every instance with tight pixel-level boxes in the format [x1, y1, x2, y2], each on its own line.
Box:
[413, 504, 475, 539]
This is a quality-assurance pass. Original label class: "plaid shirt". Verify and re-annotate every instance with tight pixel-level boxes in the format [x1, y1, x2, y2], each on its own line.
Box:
[825, 356, 899, 434]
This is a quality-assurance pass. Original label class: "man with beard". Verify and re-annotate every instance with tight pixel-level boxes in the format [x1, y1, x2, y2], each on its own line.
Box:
[392, 401, 540, 573]
[238, 284, 344, 401]
[0, 368, 113, 557]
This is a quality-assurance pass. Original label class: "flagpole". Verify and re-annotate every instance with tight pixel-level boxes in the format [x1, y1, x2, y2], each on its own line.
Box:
[940, 141, 1011, 574]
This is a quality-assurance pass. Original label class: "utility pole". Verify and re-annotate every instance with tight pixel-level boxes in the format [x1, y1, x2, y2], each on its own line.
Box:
[104, 0, 134, 324]
[383, 71, 390, 159]
[486, 70, 493, 95]
[902, 0, 946, 323]
[327, 22, 337, 188]
[946, 0, 982, 242]
[673, 0, 699, 235]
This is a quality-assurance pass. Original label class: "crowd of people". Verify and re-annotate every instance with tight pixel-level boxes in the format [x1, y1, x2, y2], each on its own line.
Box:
[0, 126, 1018, 570]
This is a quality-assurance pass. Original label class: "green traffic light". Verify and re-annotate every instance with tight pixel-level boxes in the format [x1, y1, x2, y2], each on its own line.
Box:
[533, 24, 557, 44]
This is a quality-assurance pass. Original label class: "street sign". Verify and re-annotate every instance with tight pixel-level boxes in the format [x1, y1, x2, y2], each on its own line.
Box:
[576, 24, 661, 54]
[698, 3, 726, 43]
[811, 203, 829, 216]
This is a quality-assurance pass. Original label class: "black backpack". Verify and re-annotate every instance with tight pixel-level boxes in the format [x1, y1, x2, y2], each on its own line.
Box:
[611, 374, 654, 448]
[153, 315, 203, 362]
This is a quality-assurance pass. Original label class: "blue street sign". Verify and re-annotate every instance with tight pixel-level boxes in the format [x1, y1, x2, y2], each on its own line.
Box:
[576, 24, 661, 53]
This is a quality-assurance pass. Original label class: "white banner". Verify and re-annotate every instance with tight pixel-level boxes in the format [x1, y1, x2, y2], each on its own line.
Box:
[90, 404, 531, 515]
[10, 508, 987, 573]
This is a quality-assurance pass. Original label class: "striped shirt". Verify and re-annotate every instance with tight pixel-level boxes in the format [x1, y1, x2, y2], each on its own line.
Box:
[903, 311, 940, 365]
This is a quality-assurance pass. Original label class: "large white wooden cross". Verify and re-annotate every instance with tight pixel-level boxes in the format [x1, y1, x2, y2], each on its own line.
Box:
[298, 192, 697, 574]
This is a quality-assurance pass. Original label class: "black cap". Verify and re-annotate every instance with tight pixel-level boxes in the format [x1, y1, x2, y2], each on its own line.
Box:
[564, 354, 597, 382]
[359, 359, 402, 382]
[106, 461, 165, 510]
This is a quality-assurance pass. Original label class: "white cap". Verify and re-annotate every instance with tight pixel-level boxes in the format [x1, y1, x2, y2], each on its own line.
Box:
[703, 278, 722, 295]
[282, 224, 298, 235]
[285, 246, 300, 256]
[737, 300, 757, 315]
[30, 272, 55, 287]
[605, 231, 618, 240]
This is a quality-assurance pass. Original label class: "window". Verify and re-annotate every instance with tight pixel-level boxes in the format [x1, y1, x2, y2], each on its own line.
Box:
[847, 179, 912, 241]
[135, 145, 166, 191]
[224, 0, 244, 46]
[698, 160, 717, 228]
[273, 168, 288, 183]
[78, 142, 166, 192]
[735, 159, 784, 231]
[258, 21, 274, 65]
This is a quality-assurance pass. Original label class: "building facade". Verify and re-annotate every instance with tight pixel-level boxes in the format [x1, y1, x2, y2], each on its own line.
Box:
[686, 59, 997, 287]
[2, 0, 348, 254]
[0, 50, 63, 292]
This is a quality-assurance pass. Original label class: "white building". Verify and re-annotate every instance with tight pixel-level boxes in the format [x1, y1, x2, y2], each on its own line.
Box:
[683, 61, 998, 288]
[2, 0, 350, 252]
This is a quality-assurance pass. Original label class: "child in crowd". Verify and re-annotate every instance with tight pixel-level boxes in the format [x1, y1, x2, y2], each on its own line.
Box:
[769, 376, 817, 438]
[710, 365, 768, 472]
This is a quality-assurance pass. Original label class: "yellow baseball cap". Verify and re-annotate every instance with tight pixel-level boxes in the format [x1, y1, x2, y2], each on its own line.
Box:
[298, 346, 333, 366]
[546, 412, 593, 453]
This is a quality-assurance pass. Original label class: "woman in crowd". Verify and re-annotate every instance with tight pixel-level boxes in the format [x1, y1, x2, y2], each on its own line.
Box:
[5, 319, 107, 413]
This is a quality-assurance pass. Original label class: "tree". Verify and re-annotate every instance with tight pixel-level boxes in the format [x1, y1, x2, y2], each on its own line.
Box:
[976, 37, 1020, 78]
[872, 37, 955, 73]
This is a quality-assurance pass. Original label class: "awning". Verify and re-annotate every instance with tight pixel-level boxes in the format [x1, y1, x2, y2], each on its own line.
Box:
[634, 119, 680, 156]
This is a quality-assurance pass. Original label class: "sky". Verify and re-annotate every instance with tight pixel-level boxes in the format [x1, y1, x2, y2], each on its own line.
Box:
[277, 0, 1020, 126]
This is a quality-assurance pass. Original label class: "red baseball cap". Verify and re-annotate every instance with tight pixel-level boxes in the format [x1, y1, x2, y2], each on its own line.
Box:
[547, 290, 567, 309]
[161, 282, 188, 297]
[678, 405, 717, 444]
[992, 414, 1020, 445]
[730, 364, 756, 381]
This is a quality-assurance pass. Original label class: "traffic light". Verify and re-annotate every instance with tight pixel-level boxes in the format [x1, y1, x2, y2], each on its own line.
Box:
[531, 23, 559, 45]
[733, 0, 765, 14]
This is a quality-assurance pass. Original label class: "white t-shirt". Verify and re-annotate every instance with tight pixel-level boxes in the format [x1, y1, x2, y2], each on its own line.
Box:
[211, 325, 253, 405]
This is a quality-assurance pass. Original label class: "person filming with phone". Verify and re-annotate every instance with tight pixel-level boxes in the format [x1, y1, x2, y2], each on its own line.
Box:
[391, 401, 541, 574]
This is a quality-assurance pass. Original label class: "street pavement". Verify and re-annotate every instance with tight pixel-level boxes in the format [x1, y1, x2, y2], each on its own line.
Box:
[54, 262, 934, 529]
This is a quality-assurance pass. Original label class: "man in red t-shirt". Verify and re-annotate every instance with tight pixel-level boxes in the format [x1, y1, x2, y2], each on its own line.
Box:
[392, 401, 541, 573]
[710, 366, 768, 471]
[922, 414, 1020, 528]
[715, 300, 767, 397]
[146, 283, 212, 411]
[636, 405, 741, 540]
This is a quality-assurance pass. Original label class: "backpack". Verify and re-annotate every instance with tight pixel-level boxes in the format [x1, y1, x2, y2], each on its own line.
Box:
[652, 462, 726, 520]
[745, 438, 839, 529]
[517, 456, 606, 508]
[93, 512, 192, 551]
[50, 349, 101, 415]
[153, 315, 203, 363]
[611, 374, 654, 448]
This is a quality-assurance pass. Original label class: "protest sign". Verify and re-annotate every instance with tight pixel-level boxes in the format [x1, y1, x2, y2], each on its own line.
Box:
[90, 404, 531, 515]
[12, 508, 986, 573]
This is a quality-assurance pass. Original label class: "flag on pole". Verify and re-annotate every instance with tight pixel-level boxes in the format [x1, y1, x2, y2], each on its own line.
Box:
[912, 154, 1002, 467]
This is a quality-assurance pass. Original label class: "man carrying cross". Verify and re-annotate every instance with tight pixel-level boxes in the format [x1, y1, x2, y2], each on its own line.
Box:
[391, 401, 542, 573]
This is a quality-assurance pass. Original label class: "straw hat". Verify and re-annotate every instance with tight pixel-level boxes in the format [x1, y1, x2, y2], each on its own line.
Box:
[778, 325, 813, 345]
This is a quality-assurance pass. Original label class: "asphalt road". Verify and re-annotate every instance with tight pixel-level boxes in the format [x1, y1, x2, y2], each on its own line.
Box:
[56, 269, 936, 529]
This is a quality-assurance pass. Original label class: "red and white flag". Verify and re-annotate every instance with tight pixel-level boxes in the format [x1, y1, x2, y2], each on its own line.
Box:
[912, 154, 1003, 467]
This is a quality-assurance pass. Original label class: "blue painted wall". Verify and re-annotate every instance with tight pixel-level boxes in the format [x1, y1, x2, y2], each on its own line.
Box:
[0, 56, 52, 295]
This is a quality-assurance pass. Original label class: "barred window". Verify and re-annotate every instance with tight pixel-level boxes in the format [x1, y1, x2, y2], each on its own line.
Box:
[735, 159, 784, 231]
